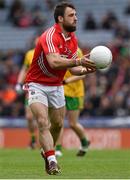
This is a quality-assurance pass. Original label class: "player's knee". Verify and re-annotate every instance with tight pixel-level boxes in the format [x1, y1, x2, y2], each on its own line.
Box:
[26, 114, 33, 121]
[37, 117, 50, 132]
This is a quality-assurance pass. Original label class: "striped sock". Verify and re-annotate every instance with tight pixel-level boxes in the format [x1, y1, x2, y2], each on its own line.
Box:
[45, 150, 57, 164]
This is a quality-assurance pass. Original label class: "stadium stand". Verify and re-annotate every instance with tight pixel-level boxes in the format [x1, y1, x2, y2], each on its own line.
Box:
[0, 0, 129, 50]
[0, 25, 37, 50]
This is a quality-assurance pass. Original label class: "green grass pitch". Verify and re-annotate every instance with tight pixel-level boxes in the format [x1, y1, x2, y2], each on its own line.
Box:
[0, 148, 130, 179]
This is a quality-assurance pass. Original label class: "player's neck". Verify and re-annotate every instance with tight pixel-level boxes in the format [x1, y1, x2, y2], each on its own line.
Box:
[60, 25, 70, 38]
[62, 30, 70, 38]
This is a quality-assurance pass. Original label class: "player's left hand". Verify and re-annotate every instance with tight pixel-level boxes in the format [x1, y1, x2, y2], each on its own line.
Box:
[80, 66, 96, 75]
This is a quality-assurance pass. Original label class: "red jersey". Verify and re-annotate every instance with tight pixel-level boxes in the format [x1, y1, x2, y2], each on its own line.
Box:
[25, 23, 78, 86]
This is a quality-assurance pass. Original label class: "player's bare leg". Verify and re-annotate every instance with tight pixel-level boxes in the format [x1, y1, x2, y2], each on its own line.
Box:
[67, 109, 85, 138]
[25, 106, 36, 149]
[49, 106, 65, 145]
[55, 107, 66, 157]
[55, 128, 64, 157]
[67, 110, 90, 156]
[30, 102, 61, 175]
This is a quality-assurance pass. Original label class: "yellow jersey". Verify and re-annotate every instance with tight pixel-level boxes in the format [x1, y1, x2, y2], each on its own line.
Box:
[23, 49, 34, 68]
[64, 48, 85, 97]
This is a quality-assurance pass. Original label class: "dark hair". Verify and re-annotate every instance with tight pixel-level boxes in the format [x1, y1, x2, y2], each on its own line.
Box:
[54, 1, 76, 23]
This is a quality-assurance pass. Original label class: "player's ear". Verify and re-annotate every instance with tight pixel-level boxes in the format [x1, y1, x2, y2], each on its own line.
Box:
[58, 16, 64, 23]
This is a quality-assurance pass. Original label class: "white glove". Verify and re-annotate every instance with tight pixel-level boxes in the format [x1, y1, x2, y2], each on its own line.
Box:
[15, 83, 23, 94]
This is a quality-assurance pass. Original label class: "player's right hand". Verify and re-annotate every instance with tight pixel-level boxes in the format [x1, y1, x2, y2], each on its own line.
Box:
[15, 83, 23, 94]
[80, 54, 96, 69]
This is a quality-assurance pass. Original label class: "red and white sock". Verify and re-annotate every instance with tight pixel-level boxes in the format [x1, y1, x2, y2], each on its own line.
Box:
[45, 150, 57, 164]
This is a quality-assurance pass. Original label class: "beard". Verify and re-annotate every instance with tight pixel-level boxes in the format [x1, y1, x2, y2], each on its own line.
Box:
[63, 23, 76, 32]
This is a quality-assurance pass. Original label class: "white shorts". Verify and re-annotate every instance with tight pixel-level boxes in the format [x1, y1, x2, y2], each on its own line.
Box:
[27, 82, 65, 108]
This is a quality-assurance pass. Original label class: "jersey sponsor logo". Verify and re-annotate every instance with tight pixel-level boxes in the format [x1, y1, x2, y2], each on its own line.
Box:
[60, 51, 77, 60]
[60, 48, 77, 59]
[63, 46, 73, 57]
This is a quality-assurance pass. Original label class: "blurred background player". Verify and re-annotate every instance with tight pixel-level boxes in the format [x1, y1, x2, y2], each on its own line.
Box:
[15, 36, 38, 149]
[56, 47, 90, 157]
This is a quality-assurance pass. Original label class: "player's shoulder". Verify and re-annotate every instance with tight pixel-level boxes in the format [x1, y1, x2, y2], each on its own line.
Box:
[39, 25, 58, 43]
[41, 25, 56, 36]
